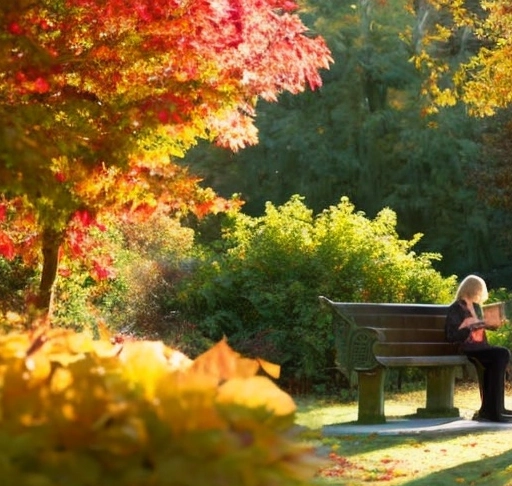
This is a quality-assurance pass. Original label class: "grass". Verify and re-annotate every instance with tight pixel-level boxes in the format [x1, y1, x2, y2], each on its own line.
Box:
[294, 381, 512, 486]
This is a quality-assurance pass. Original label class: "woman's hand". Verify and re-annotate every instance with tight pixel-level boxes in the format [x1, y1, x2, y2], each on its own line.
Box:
[458, 316, 483, 330]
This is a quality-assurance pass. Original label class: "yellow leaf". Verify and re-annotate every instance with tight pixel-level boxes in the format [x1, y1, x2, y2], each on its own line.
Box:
[5, 311, 23, 325]
[216, 376, 296, 417]
[96, 320, 112, 341]
[164, 347, 192, 371]
[50, 367, 73, 394]
[119, 341, 169, 398]
[0, 334, 30, 360]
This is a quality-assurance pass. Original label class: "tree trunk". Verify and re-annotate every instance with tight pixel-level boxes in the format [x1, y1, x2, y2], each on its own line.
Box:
[35, 226, 65, 321]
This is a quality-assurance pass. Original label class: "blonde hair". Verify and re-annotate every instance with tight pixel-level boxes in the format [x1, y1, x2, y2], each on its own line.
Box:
[454, 274, 489, 304]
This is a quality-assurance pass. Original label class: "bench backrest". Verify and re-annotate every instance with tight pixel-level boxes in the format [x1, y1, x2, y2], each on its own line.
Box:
[321, 298, 459, 361]
[321, 297, 508, 373]
[341, 303, 455, 358]
[332, 302, 449, 342]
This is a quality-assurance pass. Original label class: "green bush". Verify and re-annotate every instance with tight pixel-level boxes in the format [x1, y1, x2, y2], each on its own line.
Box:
[487, 288, 512, 349]
[91, 215, 200, 344]
[50, 213, 209, 356]
[0, 257, 36, 314]
[174, 195, 457, 390]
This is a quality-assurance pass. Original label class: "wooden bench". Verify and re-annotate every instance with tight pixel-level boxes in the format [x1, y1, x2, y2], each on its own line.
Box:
[318, 296, 500, 424]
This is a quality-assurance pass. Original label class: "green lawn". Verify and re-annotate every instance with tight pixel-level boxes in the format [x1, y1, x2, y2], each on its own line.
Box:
[295, 382, 512, 486]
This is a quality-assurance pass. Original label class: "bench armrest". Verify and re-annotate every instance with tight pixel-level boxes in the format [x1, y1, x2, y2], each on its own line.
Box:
[350, 326, 383, 371]
[321, 294, 384, 378]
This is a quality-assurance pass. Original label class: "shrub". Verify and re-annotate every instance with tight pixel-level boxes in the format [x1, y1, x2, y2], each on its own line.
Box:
[51, 213, 201, 351]
[174, 195, 456, 390]
[0, 257, 36, 314]
[487, 288, 512, 349]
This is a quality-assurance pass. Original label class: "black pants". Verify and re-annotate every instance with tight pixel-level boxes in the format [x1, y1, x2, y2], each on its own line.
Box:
[465, 346, 511, 419]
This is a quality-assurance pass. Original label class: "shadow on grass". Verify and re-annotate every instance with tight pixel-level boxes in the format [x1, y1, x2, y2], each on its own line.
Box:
[316, 429, 487, 459]
[402, 448, 512, 486]
[311, 428, 512, 486]
[297, 415, 472, 460]
[300, 383, 512, 485]
[313, 446, 512, 486]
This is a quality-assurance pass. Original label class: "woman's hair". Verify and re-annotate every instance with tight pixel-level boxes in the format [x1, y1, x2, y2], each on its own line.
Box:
[454, 274, 489, 304]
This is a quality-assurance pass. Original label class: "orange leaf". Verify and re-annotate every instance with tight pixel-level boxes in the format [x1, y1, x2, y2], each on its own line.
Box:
[97, 320, 112, 341]
[257, 358, 280, 379]
[191, 338, 259, 381]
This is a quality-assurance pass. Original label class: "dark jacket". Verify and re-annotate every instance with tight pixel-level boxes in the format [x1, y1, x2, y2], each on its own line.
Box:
[445, 299, 489, 351]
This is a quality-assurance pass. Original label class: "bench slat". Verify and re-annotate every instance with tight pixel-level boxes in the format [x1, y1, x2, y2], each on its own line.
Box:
[330, 302, 450, 316]
[375, 328, 446, 342]
[374, 342, 461, 357]
[375, 355, 468, 368]
[352, 316, 446, 329]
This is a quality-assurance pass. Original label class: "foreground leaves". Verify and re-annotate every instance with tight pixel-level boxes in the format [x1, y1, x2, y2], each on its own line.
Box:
[0, 330, 321, 485]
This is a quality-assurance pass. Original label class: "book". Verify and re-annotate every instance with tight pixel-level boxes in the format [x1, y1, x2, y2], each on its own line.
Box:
[483, 302, 506, 328]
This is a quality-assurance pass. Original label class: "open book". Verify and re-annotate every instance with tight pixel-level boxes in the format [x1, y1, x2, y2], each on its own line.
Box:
[483, 302, 507, 328]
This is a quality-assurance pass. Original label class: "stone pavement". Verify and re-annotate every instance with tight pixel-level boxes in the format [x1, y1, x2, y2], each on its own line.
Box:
[323, 416, 512, 436]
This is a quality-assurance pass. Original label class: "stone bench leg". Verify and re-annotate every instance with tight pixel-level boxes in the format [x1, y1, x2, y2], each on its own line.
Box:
[357, 368, 386, 424]
[417, 366, 460, 418]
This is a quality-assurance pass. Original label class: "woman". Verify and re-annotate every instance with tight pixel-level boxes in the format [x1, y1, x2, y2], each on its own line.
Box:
[445, 274, 511, 422]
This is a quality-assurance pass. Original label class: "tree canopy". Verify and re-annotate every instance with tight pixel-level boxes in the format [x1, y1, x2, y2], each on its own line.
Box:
[183, 0, 511, 278]
[413, 0, 512, 116]
[0, 0, 332, 316]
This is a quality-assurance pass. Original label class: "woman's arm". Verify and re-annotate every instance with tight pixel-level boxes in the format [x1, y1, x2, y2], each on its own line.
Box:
[445, 302, 472, 343]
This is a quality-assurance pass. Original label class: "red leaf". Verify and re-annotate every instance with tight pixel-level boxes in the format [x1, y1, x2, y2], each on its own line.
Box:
[33, 77, 50, 94]
[0, 233, 16, 260]
[54, 172, 66, 183]
[282, 1, 298, 11]
[91, 256, 116, 281]
[157, 110, 170, 123]
[15, 72, 27, 83]
[8, 22, 24, 35]
[58, 267, 72, 277]
[74, 210, 94, 227]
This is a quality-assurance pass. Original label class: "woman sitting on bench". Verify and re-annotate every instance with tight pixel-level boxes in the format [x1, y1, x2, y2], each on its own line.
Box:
[445, 274, 512, 423]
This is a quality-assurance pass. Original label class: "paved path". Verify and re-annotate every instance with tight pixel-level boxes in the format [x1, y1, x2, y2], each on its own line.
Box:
[323, 417, 512, 436]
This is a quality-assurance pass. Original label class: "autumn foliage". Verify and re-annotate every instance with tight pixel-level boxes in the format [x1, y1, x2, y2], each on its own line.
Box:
[0, 0, 332, 315]
[413, 0, 512, 116]
[0, 330, 321, 484]
[2, 0, 331, 151]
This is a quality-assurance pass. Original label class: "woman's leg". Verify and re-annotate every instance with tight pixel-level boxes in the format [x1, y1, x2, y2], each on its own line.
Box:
[466, 347, 510, 420]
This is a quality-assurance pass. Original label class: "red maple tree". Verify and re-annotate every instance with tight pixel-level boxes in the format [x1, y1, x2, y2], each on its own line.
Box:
[0, 0, 332, 320]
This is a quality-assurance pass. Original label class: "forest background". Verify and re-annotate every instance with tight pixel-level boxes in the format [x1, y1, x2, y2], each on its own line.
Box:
[179, 0, 512, 391]
[3, 0, 512, 395]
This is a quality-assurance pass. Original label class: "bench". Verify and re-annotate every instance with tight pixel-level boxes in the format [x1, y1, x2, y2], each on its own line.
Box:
[318, 296, 501, 424]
